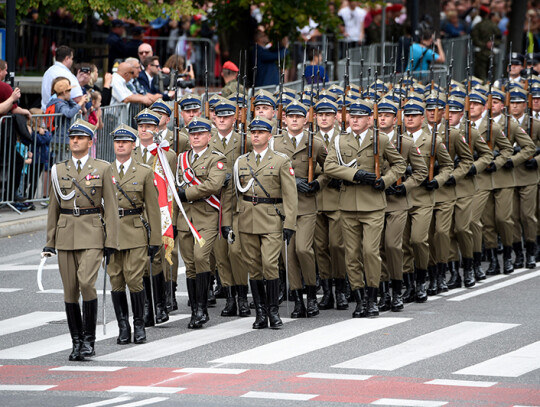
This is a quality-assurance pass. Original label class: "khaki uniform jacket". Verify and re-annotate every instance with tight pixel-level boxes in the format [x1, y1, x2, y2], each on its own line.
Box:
[316, 126, 341, 212]
[163, 128, 190, 153]
[235, 150, 298, 233]
[111, 161, 162, 250]
[406, 129, 453, 207]
[273, 131, 327, 216]
[176, 149, 229, 231]
[46, 158, 119, 250]
[221, 80, 246, 98]
[384, 131, 428, 212]
[479, 116, 514, 189]
[325, 129, 407, 212]
[511, 115, 539, 186]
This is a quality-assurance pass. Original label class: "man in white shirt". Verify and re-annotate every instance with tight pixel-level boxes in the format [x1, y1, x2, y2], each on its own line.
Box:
[338, 1, 367, 44]
[111, 62, 155, 106]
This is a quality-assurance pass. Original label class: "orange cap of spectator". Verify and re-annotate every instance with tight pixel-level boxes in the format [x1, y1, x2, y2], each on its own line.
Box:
[222, 61, 239, 72]
[53, 79, 75, 95]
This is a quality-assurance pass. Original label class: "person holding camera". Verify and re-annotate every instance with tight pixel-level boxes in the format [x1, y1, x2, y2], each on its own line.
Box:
[407, 28, 446, 75]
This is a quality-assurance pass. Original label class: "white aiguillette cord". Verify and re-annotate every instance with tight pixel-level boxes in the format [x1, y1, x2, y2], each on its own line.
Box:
[334, 134, 357, 168]
[51, 164, 76, 203]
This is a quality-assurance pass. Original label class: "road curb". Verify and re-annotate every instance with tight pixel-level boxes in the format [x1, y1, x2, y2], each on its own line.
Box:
[0, 214, 47, 238]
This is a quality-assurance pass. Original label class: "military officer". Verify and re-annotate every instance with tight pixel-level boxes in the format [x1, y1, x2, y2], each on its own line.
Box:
[43, 119, 119, 361]
[233, 116, 297, 329]
[272, 100, 327, 318]
[108, 124, 161, 345]
[150, 98, 190, 153]
[178, 94, 203, 139]
[176, 117, 229, 329]
[252, 90, 277, 124]
[324, 99, 406, 318]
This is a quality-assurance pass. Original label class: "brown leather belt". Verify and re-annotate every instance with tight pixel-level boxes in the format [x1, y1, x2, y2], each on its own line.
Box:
[243, 195, 283, 205]
[118, 207, 143, 217]
[60, 207, 101, 216]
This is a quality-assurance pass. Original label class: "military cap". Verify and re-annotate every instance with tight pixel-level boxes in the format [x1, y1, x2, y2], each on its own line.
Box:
[450, 87, 467, 99]
[510, 52, 525, 65]
[327, 84, 344, 96]
[285, 100, 308, 116]
[490, 88, 505, 102]
[281, 95, 295, 107]
[362, 91, 380, 102]
[377, 98, 398, 115]
[208, 94, 225, 110]
[349, 84, 361, 95]
[530, 83, 540, 98]
[281, 87, 297, 99]
[318, 90, 337, 102]
[385, 93, 401, 103]
[447, 96, 465, 111]
[349, 99, 373, 116]
[509, 88, 528, 103]
[408, 92, 425, 103]
[413, 83, 425, 94]
[392, 85, 408, 97]
[300, 92, 317, 106]
[228, 94, 247, 107]
[473, 84, 489, 95]
[336, 97, 354, 110]
[111, 124, 137, 142]
[370, 79, 388, 93]
[179, 94, 202, 111]
[469, 91, 487, 105]
[425, 93, 446, 109]
[135, 108, 161, 125]
[150, 99, 172, 116]
[253, 89, 276, 108]
[68, 119, 96, 138]
[315, 98, 338, 113]
[214, 100, 237, 116]
[403, 100, 426, 115]
[526, 52, 540, 65]
[249, 116, 273, 132]
[470, 76, 484, 87]
[187, 117, 212, 133]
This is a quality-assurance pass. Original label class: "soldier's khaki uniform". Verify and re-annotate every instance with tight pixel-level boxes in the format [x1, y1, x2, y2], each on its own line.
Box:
[163, 128, 190, 154]
[221, 79, 246, 98]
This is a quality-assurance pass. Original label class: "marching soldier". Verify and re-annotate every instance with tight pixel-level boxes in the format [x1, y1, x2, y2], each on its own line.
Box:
[176, 117, 229, 329]
[252, 90, 278, 125]
[325, 99, 406, 318]
[210, 100, 252, 317]
[272, 101, 327, 318]
[178, 94, 203, 138]
[43, 119, 119, 361]
[150, 98, 190, 153]
[377, 98, 427, 311]
[108, 124, 161, 344]
[233, 117, 297, 329]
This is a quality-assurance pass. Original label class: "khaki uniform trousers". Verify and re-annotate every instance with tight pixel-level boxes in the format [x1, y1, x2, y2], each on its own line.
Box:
[108, 246, 146, 293]
[429, 200, 456, 265]
[144, 246, 165, 279]
[381, 209, 408, 281]
[285, 213, 317, 290]
[214, 216, 249, 286]
[470, 189, 491, 253]
[166, 237, 180, 283]
[482, 188, 514, 248]
[314, 210, 346, 280]
[240, 232, 282, 281]
[178, 228, 218, 279]
[449, 195, 475, 260]
[512, 185, 538, 243]
[341, 210, 385, 289]
[58, 249, 103, 303]
[403, 205, 433, 273]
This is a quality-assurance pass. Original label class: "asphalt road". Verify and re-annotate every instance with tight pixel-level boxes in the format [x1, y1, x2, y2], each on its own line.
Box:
[0, 230, 539, 407]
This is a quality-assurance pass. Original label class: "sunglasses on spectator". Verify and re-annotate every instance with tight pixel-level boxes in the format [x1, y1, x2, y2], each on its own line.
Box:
[151, 64, 160, 68]
[139, 51, 151, 55]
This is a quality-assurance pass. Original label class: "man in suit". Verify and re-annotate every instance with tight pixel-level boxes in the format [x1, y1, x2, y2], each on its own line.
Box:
[108, 124, 161, 345]
[233, 117, 298, 329]
[43, 119, 119, 361]
[325, 99, 406, 318]
[176, 117, 229, 329]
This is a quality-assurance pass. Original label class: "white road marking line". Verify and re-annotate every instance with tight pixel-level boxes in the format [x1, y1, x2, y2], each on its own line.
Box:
[75, 396, 133, 407]
[108, 386, 184, 394]
[0, 264, 59, 271]
[436, 288, 467, 296]
[424, 379, 497, 387]
[50, 366, 126, 372]
[454, 340, 540, 377]
[448, 270, 540, 302]
[211, 318, 410, 365]
[97, 318, 290, 362]
[0, 311, 65, 337]
[332, 321, 517, 371]
[297, 372, 373, 381]
[240, 391, 318, 401]
[0, 384, 57, 391]
[0, 288, 22, 293]
[114, 398, 169, 407]
[0, 314, 189, 360]
[173, 367, 248, 374]
[371, 398, 448, 406]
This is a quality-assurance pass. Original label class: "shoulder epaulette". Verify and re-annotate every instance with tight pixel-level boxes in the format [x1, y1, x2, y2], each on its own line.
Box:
[94, 158, 109, 164]
[273, 150, 290, 159]
[211, 150, 226, 157]
[137, 162, 152, 169]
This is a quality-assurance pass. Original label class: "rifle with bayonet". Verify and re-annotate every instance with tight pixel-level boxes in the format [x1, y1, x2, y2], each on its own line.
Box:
[234, 51, 242, 133]
[172, 64, 180, 155]
[277, 45, 285, 135]
[345, 48, 351, 95]
[241, 50, 248, 155]
[367, 67, 372, 99]
[464, 40, 472, 149]
[429, 81, 441, 180]
[249, 44, 258, 122]
[308, 71, 315, 183]
[341, 48, 349, 134]
[301, 46, 307, 98]
[204, 45, 209, 119]
[373, 69, 380, 178]
[323, 42, 328, 89]
[445, 48, 453, 150]
[359, 58, 364, 94]
[486, 36, 494, 150]
[396, 77, 403, 185]
[505, 43, 512, 140]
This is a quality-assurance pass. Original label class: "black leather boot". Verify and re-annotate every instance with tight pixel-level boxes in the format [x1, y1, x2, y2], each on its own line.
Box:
[503, 245, 514, 274]
[186, 278, 198, 329]
[65, 302, 84, 361]
[446, 261, 462, 289]
[111, 291, 131, 345]
[334, 278, 349, 310]
[402, 273, 415, 303]
[193, 272, 211, 328]
[220, 286, 237, 317]
[143, 276, 155, 327]
[366, 287, 379, 317]
[390, 280, 404, 312]
[427, 265, 438, 296]
[165, 280, 173, 313]
[415, 269, 428, 303]
[172, 281, 178, 311]
[213, 272, 226, 299]
[266, 279, 283, 329]
[462, 257, 475, 288]
[278, 267, 286, 304]
[207, 274, 217, 306]
[352, 288, 366, 318]
[513, 241, 524, 269]
[318, 279, 334, 310]
[345, 277, 352, 303]
[290, 289, 307, 318]
[306, 285, 319, 317]
[436, 263, 449, 292]
[153, 272, 169, 324]
[377, 281, 391, 311]
[486, 248, 501, 275]
[473, 252, 486, 281]
[130, 290, 146, 343]
[250, 279, 268, 329]
[237, 285, 251, 317]
[525, 240, 537, 269]
[80, 299, 98, 357]
[536, 236, 540, 262]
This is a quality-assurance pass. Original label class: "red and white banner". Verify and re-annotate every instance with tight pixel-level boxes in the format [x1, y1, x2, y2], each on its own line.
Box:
[179, 151, 221, 211]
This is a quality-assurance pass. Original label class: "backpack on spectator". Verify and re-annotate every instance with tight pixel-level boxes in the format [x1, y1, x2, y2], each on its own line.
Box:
[44, 103, 56, 131]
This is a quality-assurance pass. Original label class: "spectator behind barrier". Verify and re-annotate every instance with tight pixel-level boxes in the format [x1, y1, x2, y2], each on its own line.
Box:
[110, 62, 157, 106]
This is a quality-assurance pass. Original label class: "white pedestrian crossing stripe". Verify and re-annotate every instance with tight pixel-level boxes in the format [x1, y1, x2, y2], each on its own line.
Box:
[332, 321, 518, 371]
[0, 311, 65, 337]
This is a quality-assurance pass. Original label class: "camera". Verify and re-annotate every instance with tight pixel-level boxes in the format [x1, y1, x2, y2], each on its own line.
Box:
[177, 76, 195, 89]
[80, 67, 91, 74]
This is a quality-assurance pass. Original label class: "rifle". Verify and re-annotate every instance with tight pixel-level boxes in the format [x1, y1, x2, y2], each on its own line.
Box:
[504, 42, 512, 139]
[308, 72, 315, 183]
[249, 44, 258, 122]
[316, 46, 321, 99]
[341, 48, 349, 133]
[464, 41, 472, 148]
[359, 58, 364, 94]
[241, 50, 248, 155]
[301, 46, 307, 97]
[396, 77, 403, 185]
[527, 53, 534, 139]
[486, 36, 494, 150]
[204, 45, 209, 119]
[277, 46, 285, 135]
[323, 42, 328, 89]
[429, 80, 441, 180]
[445, 49, 453, 150]
[367, 67, 372, 99]
[373, 69, 380, 178]
[345, 47, 351, 95]
[234, 51, 242, 133]
[172, 67, 180, 155]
